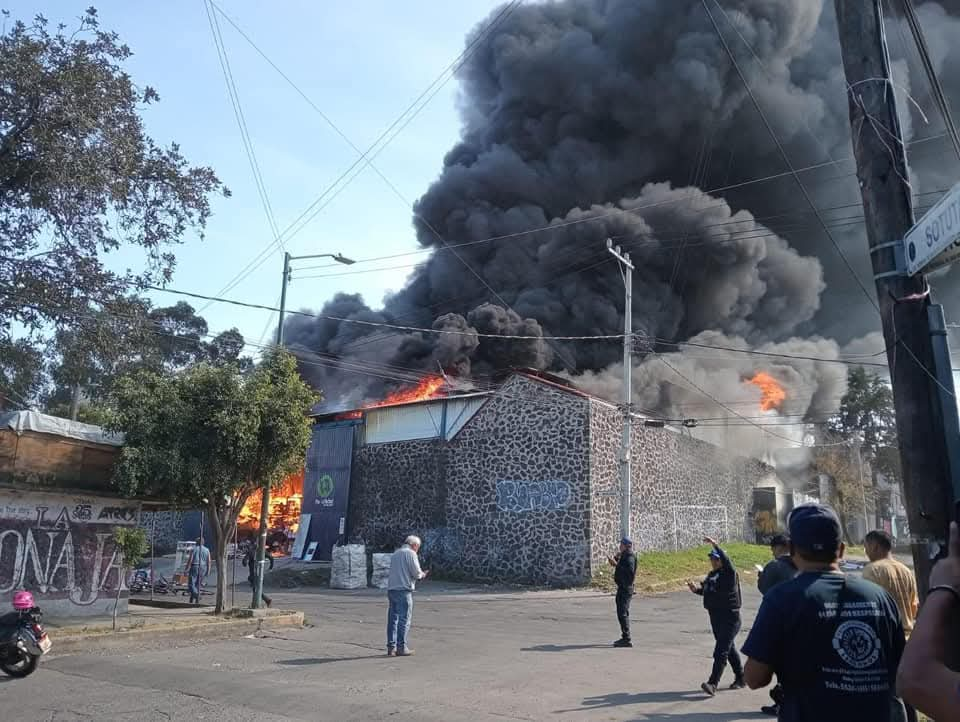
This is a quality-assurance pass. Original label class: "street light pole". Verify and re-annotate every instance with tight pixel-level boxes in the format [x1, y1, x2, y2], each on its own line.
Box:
[607, 239, 634, 541]
[251, 249, 355, 610]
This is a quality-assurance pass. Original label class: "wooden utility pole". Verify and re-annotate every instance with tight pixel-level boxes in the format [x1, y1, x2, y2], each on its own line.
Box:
[835, 0, 953, 596]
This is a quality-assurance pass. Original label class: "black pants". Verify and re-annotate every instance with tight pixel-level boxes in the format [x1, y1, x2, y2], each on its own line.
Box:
[708, 609, 743, 685]
[248, 575, 272, 606]
[615, 588, 633, 641]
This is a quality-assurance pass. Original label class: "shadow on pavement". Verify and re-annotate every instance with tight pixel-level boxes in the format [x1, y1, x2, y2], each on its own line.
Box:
[629, 713, 769, 721]
[277, 655, 385, 666]
[521, 643, 614, 652]
[555, 690, 702, 713]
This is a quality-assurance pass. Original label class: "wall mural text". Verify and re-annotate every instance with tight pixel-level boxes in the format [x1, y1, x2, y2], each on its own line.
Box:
[496, 480, 571, 513]
[0, 492, 140, 605]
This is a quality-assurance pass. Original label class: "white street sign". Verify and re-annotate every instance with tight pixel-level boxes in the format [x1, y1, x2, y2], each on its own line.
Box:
[905, 181, 960, 276]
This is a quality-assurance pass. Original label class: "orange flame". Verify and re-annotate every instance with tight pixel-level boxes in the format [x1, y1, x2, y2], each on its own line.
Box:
[238, 470, 303, 534]
[747, 372, 786, 411]
[367, 376, 446, 408]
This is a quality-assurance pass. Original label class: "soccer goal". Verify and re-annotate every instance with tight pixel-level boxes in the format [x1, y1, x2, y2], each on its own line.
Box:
[671, 505, 729, 551]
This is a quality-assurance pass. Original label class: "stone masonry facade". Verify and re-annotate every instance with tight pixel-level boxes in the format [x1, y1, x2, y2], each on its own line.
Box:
[345, 374, 768, 586]
[588, 400, 762, 574]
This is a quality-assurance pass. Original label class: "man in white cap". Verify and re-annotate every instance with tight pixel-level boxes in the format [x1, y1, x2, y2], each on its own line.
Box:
[386, 535, 429, 657]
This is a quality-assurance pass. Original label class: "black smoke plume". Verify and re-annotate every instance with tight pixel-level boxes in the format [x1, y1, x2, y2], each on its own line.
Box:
[286, 0, 960, 435]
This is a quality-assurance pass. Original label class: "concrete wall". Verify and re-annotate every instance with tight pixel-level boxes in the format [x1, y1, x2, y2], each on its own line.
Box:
[0, 488, 140, 618]
[588, 401, 762, 572]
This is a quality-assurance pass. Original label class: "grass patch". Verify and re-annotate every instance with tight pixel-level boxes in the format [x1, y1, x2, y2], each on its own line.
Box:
[592, 543, 775, 593]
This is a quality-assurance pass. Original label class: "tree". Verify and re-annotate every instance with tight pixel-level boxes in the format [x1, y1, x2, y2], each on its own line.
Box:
[109, 350, 317, 614]
[0, 8, 227, 345]
[111, 526, 147, 631]
[43, 299, 252, 418]
[812, 436, 873, 543]
[828, 367, 900, 482]
[0, 337, 43, 409]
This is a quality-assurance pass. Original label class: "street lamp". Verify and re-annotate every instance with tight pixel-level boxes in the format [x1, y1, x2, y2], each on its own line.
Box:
[276, 251, 355, 346]
[251, 250, 354, 610]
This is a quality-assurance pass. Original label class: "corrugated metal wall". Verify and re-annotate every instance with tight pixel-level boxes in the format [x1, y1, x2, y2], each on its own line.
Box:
[364, 396, 488, 444]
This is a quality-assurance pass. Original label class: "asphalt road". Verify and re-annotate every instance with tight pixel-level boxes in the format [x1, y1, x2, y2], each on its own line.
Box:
[2, 582, 778, 721]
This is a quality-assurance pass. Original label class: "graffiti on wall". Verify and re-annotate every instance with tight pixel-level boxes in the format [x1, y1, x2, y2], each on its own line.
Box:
[496, 480, 571, 513]
[0, 492, 140, 604]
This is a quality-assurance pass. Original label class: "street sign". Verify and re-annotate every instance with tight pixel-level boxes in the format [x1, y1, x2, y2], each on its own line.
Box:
[905, 181, 960, 275]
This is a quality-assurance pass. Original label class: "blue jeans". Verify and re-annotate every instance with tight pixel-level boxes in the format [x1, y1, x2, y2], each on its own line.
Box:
[386, 589, 413, 650]
[188, 567, 203, 603]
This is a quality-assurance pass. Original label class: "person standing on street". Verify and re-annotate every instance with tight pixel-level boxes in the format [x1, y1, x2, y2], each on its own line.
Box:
[185, 537, 210, 605]
[243, 545, 274, 608]
[742, 503, 907, 722]
[757, 533, 797, 717]
[897, 521, 960, 721]
[607, 537, 637, 647]
[863, 530, 919, 635]
[386, 535, 429, 657]
[687, 536, 745, 696]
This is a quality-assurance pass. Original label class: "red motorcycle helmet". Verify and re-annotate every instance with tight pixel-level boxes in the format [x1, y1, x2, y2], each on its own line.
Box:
[12, 590, 35, 610]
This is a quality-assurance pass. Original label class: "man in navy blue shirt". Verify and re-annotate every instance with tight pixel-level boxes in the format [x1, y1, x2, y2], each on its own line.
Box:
[687, 536, 744, 696]
[742, 503, 907, 722]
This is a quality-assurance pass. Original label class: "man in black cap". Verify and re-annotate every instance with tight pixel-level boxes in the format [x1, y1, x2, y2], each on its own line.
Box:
[687, 536, 745, 696]
[607, 537, 637, 647]
[742, 503, 907, 722]
[757, 532, 796, 716]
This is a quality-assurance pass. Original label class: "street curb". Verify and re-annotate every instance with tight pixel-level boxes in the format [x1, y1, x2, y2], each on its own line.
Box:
[47, 611, 305, 656]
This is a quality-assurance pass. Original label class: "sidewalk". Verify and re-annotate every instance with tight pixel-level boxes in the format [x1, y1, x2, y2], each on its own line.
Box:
[44, 601, 304, 655]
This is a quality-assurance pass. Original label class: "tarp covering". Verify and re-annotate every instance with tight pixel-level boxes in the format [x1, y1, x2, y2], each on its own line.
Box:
[0, 410, 123, 447]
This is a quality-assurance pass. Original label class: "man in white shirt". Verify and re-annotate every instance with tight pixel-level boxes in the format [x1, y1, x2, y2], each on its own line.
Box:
[386, 535, 429, 657]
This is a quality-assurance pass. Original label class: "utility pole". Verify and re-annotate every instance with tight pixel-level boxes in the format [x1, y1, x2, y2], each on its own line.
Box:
[607, 239, 634, 540]
[251, 249, 354, 609]
[835, 1, 953, 596]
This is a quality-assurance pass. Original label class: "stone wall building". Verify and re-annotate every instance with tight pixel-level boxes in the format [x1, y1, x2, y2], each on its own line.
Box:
[299, 372, 776, 586]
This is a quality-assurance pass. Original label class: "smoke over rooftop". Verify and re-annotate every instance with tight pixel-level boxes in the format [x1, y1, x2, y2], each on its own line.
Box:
[285, 0, 960, 452]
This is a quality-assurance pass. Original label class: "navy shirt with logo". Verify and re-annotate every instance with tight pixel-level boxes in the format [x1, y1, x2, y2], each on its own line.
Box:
[741, 571, 906, 722]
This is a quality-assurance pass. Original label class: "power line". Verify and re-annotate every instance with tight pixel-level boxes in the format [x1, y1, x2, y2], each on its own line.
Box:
[204, 0, 524, 302]
[898, 0, 960, 161]
[705, 0, 954, 401]
[202, 0, 282, 249]
[655, 353, 810, 445]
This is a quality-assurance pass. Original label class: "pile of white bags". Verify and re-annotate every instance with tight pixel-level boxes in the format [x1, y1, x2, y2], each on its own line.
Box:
[371, 553, 392, 589]
[330, 544, 366, 589]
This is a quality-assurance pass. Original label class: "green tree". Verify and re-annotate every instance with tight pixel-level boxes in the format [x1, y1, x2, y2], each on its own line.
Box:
[44, 300, 251, 419]
[108, 350, 317, 614]
[0, 338, 43, 409]
[0, 8, 227, 345]
[111, 526, 148, 631]
[828, 367, 900, 483]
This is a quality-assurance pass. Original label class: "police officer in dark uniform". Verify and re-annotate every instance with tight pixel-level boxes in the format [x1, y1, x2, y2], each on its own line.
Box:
[742, 504, 907, 722]
[607, 537, 637, 647]
[688, 536, 745, 696]
[757, 533, 797, 716]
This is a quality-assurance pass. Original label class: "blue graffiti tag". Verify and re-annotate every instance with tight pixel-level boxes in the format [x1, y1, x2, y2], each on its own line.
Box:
[496, 481, 571, 513]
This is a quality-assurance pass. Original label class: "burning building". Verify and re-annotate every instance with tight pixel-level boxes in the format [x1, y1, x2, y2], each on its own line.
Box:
[294, 371, 778, 585]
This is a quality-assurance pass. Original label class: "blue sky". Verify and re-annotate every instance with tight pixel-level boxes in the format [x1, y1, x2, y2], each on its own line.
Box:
[22, 1, 504, 349]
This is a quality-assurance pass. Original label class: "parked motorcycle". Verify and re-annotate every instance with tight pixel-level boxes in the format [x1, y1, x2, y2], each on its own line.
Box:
[0, 591, 51, 678]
